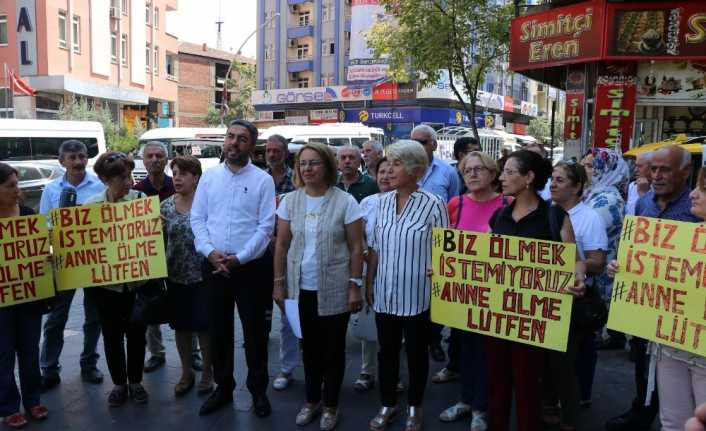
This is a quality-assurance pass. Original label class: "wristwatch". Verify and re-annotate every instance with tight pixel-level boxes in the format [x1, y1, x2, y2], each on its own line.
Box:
[349, 278, 363, 288]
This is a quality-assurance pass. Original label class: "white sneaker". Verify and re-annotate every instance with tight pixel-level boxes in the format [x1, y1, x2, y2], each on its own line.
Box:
[439, 402, 471, 422]
[272, 372, 292, 391]
[470, 411, 487, 431]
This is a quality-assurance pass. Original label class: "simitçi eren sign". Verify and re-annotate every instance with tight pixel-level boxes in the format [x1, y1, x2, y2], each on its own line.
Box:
[510, 1, 605, 71]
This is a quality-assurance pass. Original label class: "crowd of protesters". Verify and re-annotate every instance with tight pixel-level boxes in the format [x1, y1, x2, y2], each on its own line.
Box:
[1, 119, 705, 431]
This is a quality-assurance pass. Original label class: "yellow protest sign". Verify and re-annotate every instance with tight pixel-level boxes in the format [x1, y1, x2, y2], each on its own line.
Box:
[608, 216, 706, 356]
[431, 227, 575, 352]
[50, 196, 167, 291]
[0, 214, 54, 307]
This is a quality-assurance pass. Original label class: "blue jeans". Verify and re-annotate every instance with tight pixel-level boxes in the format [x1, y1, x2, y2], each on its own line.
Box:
[460, 331, 488, 411]
[40, 289, 101, 377]
[0, 304, 42, 416]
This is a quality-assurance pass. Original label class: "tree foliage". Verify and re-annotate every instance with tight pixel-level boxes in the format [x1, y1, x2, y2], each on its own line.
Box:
[527, 117, 564, 147]
[367, 0, 513, 139]
[207, 61, 256, 126]
[57, 97, 144, 153]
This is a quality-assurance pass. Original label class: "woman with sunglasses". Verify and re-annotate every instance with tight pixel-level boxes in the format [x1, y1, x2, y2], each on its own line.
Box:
[84, 151, 150, 407]
[0, 162, 49, 428]
[546, 162, 608, 430]
[273, 143, 364, 430]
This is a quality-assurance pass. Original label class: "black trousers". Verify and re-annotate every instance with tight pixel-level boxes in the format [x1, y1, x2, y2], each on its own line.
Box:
[91, 288, 146, 386]
[376, 311, 430, 407]
[298, 290, 349, 408]
[204, 257, 269, 397]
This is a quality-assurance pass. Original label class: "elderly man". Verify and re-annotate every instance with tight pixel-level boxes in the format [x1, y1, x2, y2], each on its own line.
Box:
[606, 145, 701, 431]
[410, 124, 460, 363]
[362, 140, 384, 180]
[264, 134, 299, 392]
[133, 141, 179, 373]
[39, 140, 106, 390]
[625, 151, 652, 216]
[191, 120, 275, 417]
[336, 145, 379, 203]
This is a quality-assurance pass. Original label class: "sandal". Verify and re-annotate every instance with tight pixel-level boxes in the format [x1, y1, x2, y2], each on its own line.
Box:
[353, 373, 375, 392]
[4, 413, 27, 429]
[197, 378, 214, 396]
[108, 385, 128, 407]
[28, 405, 49, 421]
[174, 373, 195, 396]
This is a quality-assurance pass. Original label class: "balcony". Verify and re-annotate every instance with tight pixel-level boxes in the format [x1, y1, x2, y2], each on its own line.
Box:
[287, 59, 314, 73]
[287, 25, 314, 39]
[288, 0, 312, 4]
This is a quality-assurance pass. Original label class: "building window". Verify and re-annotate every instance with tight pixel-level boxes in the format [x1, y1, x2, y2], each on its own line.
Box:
[299, 11, 310, 27]
[296, 44, 309, 59]
[166, 54, 176, 79]
[58, 11, 68, 48]
[111, 32, 118, 63]
[72, 15, 81, 53]
[321, 73, 335, 86]
[145, 2, 151, 25]
[122, 0, 128, 15]
[153, 46, 159, 75]
[121, 34, 128, 66]
[0, 16, 7, 45]
[264, 78, 275, 90]
[322, 40, 335, 56]
[145, 44, 151, 73]
[322, 2, 334, 22]
[154, 7, 159, 29]
[297, 78, 309, 88]
[265, 11, 276, 28]
[265, 44, 274, 61]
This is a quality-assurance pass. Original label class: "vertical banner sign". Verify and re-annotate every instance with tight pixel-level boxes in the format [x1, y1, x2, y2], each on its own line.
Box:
[608, 216, 706, 356]
[347, 0, 391, 82]
[564, 93, 585, 141]
[0, 214, 53, 308]
[50, 197, 167, 291]
[593, 76, 637, 153]
[431, 228, 576, 352]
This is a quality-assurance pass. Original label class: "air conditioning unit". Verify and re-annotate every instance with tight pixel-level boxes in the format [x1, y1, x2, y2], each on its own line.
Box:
[288, 39, 297, 48]
[109, 7, 119, 18]
[289, 72, 300, 81]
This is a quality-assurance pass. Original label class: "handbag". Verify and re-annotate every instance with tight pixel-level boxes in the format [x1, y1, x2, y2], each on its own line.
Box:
[571, 282, 608, 332]
[350, 304, 378, 342]
[131, 279, 170, 325]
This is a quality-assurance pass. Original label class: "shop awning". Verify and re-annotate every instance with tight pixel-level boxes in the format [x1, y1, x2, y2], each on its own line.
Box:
[624, 134, 705, 157]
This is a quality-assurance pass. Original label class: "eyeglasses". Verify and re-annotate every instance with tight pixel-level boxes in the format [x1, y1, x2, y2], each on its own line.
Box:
[462, 166, 489, 176]
[297, 160, 323, 169]
[105, 152, 127, 163]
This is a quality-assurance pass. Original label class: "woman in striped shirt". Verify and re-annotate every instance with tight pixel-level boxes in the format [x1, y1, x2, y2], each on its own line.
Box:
[366, 140, 449, 431]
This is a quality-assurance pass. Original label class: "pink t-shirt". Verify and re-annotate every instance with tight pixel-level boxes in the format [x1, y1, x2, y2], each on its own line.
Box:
[447, 194, 508, 233]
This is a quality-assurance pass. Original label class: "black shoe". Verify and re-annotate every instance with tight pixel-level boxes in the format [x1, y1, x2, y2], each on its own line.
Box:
[192, 354, 203, 372]
[40, 374, 61, 392]
[253, 395, 271, 418]
[144, 356, 165, 373]
[429, 343, 446, 362]
[129, 383, 149, 404]
[199, 388, 233, 416]
[605, 409, 654, 431]
[81, 367, 104, 384]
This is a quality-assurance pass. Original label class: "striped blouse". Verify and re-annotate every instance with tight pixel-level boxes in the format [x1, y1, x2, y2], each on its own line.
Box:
[371, 189, 449, 316]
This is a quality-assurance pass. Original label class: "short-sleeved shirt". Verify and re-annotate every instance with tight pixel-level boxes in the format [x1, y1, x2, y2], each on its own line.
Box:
[336, 172, 379, 203]
[490, 198, 566, 242]
[567, 202, 608, 260]
[419, 157, 460, 203]
[133, 175, 175, 202]
[277, 191, 361, 291]
[161, 196, 203, 285]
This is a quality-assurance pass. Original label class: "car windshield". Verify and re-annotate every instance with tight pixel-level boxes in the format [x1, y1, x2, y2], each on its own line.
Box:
[136, 139, 223, 159]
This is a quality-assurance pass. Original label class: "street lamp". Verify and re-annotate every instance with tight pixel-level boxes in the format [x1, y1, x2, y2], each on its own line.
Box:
[220, 12, 281, 126]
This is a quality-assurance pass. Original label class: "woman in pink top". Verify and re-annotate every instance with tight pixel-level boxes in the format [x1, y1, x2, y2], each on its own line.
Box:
[438, 151, 508, 431]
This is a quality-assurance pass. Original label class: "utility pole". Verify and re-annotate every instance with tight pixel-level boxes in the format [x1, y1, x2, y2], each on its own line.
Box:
[216, 0, 224, 49]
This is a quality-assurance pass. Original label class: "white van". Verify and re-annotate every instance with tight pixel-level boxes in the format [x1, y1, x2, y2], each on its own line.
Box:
[134, 127, 226, 181]
[0, 119, 106, 164]
[436, 126, 506, 160]
[258, 123, 386, 148]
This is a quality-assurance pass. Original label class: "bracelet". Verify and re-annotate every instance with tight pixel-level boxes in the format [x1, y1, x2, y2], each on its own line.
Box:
[274, 276, 285, 282]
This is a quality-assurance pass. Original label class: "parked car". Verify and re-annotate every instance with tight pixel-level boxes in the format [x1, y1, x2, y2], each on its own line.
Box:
[7, 161, 64, 211]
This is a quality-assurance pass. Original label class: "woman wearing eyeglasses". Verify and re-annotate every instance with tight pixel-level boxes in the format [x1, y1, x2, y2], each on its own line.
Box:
[437, 151, 506, 431]
[84, 151, 150, 407]
[546, 162, 608, 430]
[273, 143, 364, 431]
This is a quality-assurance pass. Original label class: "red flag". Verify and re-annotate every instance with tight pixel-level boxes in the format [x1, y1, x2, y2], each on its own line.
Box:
[9, 69, 36, 96]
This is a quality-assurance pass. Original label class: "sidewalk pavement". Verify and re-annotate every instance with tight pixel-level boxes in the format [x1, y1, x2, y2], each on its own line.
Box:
[22, 289, 658, 431]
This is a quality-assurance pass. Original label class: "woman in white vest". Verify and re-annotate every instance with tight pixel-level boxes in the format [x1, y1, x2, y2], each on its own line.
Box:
[273, 143, 364, 431]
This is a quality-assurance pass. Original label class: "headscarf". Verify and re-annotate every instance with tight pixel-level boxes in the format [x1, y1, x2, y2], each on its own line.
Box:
[585, 148, 630, 202]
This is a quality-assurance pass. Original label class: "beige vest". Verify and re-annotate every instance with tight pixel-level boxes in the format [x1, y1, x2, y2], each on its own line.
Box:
[286, 187, 351, 316]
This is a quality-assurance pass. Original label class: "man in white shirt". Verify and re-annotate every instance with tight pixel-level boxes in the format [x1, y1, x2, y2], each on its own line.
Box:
[191, 120, 276, 417]
[625, 152, 652, 216]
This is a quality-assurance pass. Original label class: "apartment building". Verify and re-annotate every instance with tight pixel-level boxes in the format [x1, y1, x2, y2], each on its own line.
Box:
[0, 0, 178, 128]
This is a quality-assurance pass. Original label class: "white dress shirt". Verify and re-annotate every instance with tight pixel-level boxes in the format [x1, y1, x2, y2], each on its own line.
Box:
[191, 161, 276, 264]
